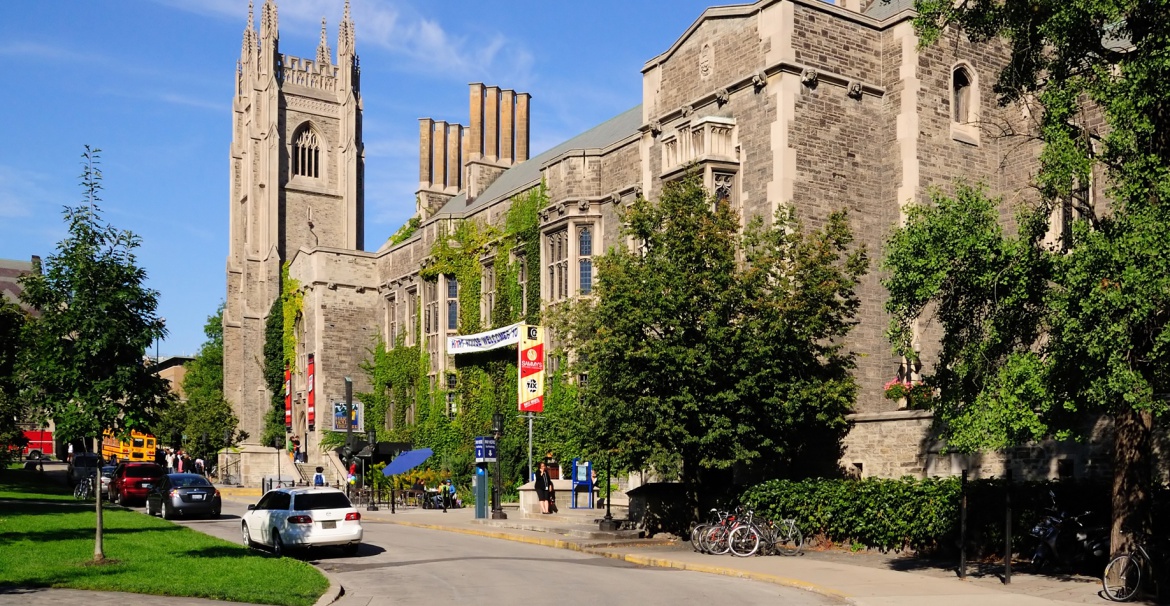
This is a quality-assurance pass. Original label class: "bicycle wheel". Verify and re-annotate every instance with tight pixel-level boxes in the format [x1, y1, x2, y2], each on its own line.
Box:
[1102, 553, 1143, 602]
[74, 481, 87, 501]
[775, 519, 804, 556]
[729, 525, 762, 557]
[690, 524, 709, 552]
[705, 525, 732, 555]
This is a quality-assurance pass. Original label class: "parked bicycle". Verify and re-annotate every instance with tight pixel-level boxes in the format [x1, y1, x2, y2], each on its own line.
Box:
[1102, 528, 1163, 602]
[730, 516, 804, 557]
[74, 476, 95, 501]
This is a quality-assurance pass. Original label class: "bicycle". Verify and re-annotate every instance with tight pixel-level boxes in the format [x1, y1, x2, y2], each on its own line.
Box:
[691, 509, 727, 553]
[74, 476, 95, 501]
[728, 511, 804, 557]
[1103, 529, 1162, 602]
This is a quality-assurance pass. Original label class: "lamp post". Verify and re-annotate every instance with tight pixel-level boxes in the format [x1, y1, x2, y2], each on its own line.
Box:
[491, 413, 507, 519]
[599, 452, 618, 531]
[366, 427, 378, 511]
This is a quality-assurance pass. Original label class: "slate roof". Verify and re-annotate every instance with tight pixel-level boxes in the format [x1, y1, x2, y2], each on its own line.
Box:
[434, 104, 644, 217]
[864, 0, 915, 21]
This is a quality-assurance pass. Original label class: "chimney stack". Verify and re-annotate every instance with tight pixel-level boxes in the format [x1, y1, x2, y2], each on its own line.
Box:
[446, 123, 462, 192]
[433, 120, 448, 189]
[500, 90, 515, 165]
[418, 118, 434, 190]
[516, 92, 530, 162]
[468, 83, 484, 162]
[484, 86, 500, 162]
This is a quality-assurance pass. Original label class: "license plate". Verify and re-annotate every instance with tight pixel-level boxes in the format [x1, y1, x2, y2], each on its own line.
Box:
[141, 483, 152, 488]
[322, 521, 336, 529]
[191, 493, 204, 500]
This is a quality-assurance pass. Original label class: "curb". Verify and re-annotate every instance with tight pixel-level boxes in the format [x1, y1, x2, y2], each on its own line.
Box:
[377, 518, 850, 602]
[311, 567, 344, 606]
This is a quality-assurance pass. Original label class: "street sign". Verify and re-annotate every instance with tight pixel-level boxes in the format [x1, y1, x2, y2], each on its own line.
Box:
[474, 436, 498, 463]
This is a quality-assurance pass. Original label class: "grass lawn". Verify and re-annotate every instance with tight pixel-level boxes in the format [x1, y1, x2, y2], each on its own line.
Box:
[0, 469, 329, 606]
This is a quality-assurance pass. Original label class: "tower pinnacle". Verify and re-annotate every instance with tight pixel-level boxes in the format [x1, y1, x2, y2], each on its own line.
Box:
[260, 0, 278, 40]
[338, 0, 354, 58]
[241, 0, 257, 62]
[317, 17, 331, 65]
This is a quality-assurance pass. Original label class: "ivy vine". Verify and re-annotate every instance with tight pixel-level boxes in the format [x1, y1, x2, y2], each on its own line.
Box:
[281, 262, 303, 372]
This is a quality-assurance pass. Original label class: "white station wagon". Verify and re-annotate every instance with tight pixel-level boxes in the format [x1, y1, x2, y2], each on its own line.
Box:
[242, 487, 363, 556]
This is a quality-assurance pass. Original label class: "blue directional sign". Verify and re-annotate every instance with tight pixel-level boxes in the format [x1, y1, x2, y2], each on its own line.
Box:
[474, 436, 498, 463]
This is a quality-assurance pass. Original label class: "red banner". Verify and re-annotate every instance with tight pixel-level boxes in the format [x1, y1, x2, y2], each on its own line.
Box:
[518, 326, 545, 412]
[307, 354, 316, 431]
[284, 366, 292, 430]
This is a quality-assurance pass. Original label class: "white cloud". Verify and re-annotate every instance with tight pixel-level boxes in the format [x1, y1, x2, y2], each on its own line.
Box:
[0, 165, 57, 219]
[152, 0, 533, 84]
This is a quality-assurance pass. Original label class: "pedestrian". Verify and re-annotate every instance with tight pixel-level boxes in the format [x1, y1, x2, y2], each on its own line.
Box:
[195, 456, 205, 476]
[441, 479, 450, 513]
[166, 449, 175, 474]
[313, 466, 325, 486]
[291, 435, 302, 463]
[535, 461, 551, 514]
[66, 442, 73, 463]
[177, 451, 185, 473]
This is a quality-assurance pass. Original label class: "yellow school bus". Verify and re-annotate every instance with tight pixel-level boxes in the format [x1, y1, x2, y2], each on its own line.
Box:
[101, 430, 157, 463]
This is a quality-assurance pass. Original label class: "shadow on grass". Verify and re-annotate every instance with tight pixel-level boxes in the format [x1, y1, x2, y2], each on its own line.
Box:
[0, 524, 182, 546]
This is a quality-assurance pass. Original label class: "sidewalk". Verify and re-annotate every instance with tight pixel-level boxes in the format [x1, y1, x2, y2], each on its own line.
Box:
[347, 504, 1105, 606]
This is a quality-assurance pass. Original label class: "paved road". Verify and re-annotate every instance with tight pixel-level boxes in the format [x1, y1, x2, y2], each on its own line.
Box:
[162, 499, 839, 606]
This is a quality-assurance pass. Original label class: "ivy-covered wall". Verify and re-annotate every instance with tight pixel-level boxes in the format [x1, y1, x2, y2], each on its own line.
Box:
[354, 183, 587, 498]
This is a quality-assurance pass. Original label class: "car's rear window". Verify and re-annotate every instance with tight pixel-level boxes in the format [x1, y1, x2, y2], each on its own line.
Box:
[125, 465, 163, 478]
[294, 492, 352, 510]
[74, 456, 100, 467]
[172, 476, 211, 488]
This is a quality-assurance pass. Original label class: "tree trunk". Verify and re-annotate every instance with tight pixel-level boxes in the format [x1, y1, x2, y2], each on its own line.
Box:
[94, 436, 104, 562]
[681, 454, 700, 526]
[1111, 408, 1152, 554]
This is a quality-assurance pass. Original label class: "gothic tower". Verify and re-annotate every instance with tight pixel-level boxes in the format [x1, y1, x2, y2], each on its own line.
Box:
[224, 0, 364, 447]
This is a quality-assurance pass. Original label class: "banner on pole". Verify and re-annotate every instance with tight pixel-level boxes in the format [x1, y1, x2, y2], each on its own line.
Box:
[307, 354, 316, 431]
[332, 401, 364, 432]
[518, 325, 545, 412]
[448, 322, 523, 355]
[284, 366, 292, 430]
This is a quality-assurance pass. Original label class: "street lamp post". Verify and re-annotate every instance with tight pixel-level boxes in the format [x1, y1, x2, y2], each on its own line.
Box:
[366, 427, 378, 511]
[491, 413, 507, 520]
[599, 453, 619, 531]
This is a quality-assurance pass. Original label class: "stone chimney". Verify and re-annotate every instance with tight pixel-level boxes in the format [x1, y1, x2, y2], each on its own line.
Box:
[463, 84, 531, 199]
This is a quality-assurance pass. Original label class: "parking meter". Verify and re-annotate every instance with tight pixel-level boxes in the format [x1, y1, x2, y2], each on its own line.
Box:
[474, 464, 489, 519]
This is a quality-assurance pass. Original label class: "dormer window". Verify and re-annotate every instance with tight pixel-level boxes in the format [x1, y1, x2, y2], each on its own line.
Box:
[293, 127, 321, 178]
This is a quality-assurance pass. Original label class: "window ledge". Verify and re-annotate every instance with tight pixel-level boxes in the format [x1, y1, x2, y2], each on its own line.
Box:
[950, 123, 980, 147]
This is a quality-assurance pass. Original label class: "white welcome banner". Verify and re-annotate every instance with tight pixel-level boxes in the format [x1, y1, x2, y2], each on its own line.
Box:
[447, 322, 523, 355]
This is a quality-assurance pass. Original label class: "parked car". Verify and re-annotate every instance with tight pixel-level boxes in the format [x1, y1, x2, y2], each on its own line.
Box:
[100, 465, 117, 497]
[67, 453, 102, 485]
[108, 462, 165, 506]
[241, 487, 362, 557]
[146, 473, 221, 519]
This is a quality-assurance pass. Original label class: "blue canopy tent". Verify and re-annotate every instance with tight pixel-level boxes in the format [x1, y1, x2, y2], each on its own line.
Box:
[381, 448, 434, 513]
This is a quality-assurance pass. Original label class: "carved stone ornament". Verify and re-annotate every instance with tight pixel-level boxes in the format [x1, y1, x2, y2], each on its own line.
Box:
[327, 282, 338, 290]
[752, 70, 767, 89]
[801, 68, 819, 86]
[539, 210, 549, 222]
[847, 81, 863, 99]
[699, 43, 713, 80]
[681, 105, 694, 118]
[649, 119, 663, 136]
[715, 88, 730, 105]
[356, 286, 366, 293]
[633, 185, 643, 198]
[610, 192, 622, 205]
[578, 199, 591, 212]
[554, 202, 566, 215]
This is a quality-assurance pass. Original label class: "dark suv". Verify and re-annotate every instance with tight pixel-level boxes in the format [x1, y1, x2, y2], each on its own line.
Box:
[108, 462, 164, 506]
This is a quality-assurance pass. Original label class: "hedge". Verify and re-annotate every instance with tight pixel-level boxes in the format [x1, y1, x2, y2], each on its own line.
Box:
[741, 477, 1111, 555]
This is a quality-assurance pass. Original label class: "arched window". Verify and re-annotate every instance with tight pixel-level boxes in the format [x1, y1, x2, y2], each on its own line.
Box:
[952, 66, 973, 124]
[293, 127, 321, 178]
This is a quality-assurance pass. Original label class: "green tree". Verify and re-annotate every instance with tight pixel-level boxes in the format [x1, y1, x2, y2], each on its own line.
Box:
[890, 0, 1170, 549]
[0, 297, 29, 467]
[557, 175, 867, 515]
[19, 147, 170, 561]
[153, 304, 243, 462]
[261, 295, 285, 449]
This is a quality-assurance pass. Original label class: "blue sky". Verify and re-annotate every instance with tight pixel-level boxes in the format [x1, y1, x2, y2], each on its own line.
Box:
[0, 0, 717, 357]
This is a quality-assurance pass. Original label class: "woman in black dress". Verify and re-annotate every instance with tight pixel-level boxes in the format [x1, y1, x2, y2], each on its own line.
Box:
[535, 461, 551, 514]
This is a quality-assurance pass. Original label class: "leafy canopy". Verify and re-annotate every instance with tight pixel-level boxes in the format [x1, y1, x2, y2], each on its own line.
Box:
[557, 174, 867, 491]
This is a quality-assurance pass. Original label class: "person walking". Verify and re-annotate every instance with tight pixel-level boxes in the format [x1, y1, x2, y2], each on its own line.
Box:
[66, 442, 73, 463]
[535, 462, 551, 514]
[313, 466, 325, 486]
[165, 449, 175, 474]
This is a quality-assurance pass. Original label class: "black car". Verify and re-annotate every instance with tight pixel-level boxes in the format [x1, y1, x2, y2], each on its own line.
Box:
[145, 473, 222, 519]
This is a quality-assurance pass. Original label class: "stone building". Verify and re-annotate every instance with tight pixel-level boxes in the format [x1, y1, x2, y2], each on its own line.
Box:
[224, 0, 1096, 485]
